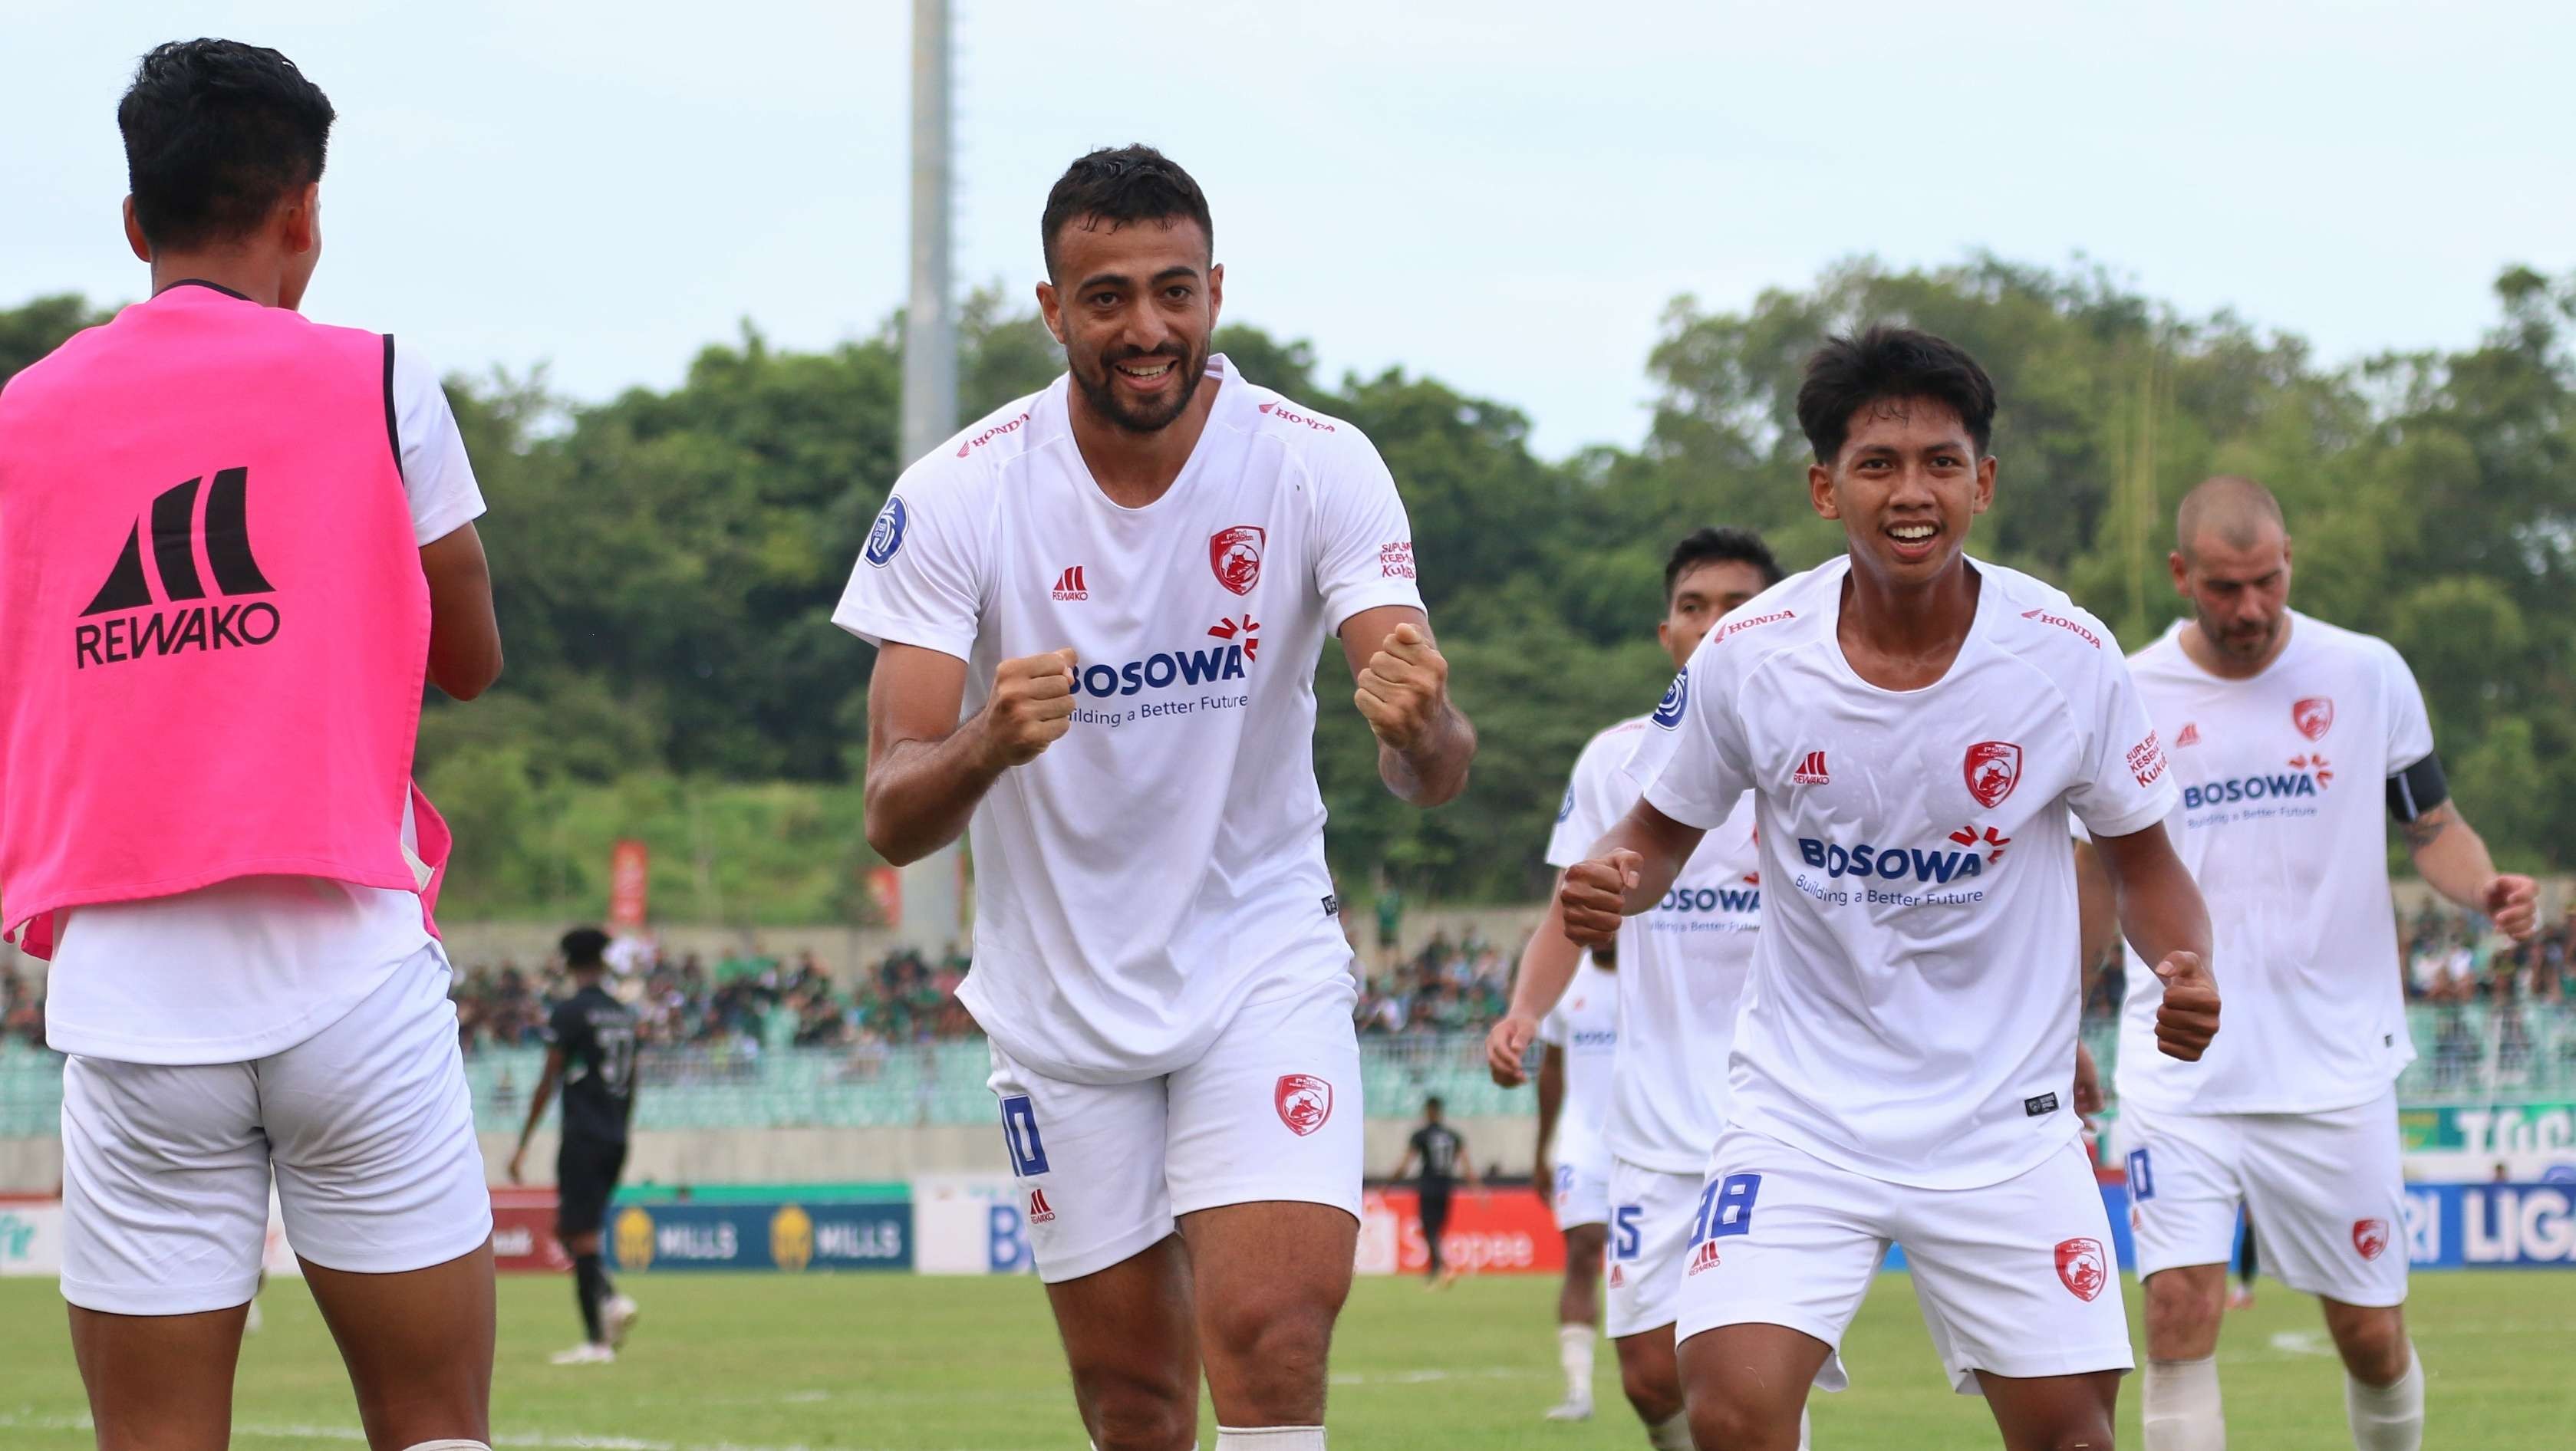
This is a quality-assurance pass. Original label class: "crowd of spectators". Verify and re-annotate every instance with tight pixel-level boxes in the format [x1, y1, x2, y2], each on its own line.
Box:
[447, 939, 980, 1056]
[1356, 927, 1513, 1035]
[2, 961, 42, 1050]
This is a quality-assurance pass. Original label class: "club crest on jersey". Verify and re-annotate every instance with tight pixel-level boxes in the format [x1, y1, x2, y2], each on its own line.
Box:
[1652, 669, 1688, 729]
[2055, 1237, 2108, 1301]
[2294, 696, 2335, 741]
[1275, 1074, 1333, 1137]
[2353, 1217, 2390, 1262]
[1211, 525, 1266, 596]
[1965, 741, 2023, 808]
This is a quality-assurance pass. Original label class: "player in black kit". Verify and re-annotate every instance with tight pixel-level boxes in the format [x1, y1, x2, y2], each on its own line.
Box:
[509, 927, 641, 1364]
[1393, 1096, 1481, 1286]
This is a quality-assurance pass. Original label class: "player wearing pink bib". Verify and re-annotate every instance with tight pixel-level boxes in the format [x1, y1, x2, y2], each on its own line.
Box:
[0, 41, 503, 1451]
[1560, 328, 2222, 1451]
[2092, 476, 2537, 1451]
[835, 147, 1474, 1451]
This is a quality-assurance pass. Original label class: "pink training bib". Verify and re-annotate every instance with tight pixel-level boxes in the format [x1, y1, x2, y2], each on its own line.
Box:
[0, 282, 448, 959]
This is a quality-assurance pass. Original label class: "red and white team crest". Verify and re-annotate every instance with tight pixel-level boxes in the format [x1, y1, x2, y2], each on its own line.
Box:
[2054, 1237, 2108, 1302]
[1275, 1074, 1333, 1137]
[2294, 696, 2336, 742]
[1965, 741, 2024, 809]
[2352, 1218, 2390, 1262]
[1211, 525, 1266, 596]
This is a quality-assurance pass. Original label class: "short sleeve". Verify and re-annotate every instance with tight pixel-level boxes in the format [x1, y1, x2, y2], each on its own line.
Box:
[1537, 1001, 1570, 1048]
[1309, 433, 1424, 632]
[1632, 655, 1754, 831]
[1546, 732, 1636, 869]
[2379, 642, 2436, 774]
[831, 473, 986, 661]
[2067, 653, 2181, 837]
[387, 339, 486, 547]
[544, 999, 577, 1048]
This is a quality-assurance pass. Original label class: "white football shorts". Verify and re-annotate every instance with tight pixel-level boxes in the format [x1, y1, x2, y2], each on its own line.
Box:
[1675, 1127, 2129, 1394]
[987, 971, 1363, 1284]
[1605, 1156, 1701, 1338]
[2116, 1087, 2407, 1307]
[60, 944, 492, 1314]
[1553, 1140, 1612, 1233]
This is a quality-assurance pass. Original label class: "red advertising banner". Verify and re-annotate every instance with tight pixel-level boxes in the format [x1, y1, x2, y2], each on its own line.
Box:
[608, 839, 650, 931]
[865, 865, 902, 929]
[490, 1186, 572, 1273]
[1356, 1186, 1564, 1276]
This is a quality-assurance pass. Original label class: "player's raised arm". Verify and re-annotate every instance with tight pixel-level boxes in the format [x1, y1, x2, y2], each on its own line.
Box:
[2090, 822, 2219, 1061]
[1340, 607, 1475, 806]
[1559, 799, 1704, 949]
[861, 643, 1078, 865]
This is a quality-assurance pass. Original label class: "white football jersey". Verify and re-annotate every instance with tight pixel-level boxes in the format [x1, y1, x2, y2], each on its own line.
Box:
[1537, 957, 1619, 1172]
[1629, 556, 2178, 1189]
[832, 357, 1423, 1083]
[1551, 716, 1763, 1174]
[2113, 612, 2435, 1114]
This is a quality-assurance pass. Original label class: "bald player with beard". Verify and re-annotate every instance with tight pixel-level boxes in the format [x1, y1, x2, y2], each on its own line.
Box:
[2083, 476, 2537, 1451]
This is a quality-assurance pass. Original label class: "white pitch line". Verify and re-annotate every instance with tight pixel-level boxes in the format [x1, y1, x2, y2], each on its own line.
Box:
[0, 1414, 894, 1451]
[2268, 1330, 2334, 1357]
[1330, 1365, 1527, 1387]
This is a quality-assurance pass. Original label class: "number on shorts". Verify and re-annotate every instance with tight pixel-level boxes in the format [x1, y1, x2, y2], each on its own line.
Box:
[1000, 1094, 1049, 1177]
[1694, 1173, 1761, 1242]
[1555, 1163, 1575, 1198]
[2126, 1148, 2154, 1202]
[1612, 1204, 1643, 1260]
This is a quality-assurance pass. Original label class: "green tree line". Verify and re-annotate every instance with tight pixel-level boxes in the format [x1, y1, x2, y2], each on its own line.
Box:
[5, 258, 2571, 921]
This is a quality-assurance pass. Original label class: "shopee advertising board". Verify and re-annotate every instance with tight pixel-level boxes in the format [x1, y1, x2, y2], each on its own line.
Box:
[1357, 1187, 1563, 1276]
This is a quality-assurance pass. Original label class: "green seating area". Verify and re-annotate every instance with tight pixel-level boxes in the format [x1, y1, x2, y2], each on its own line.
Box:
[2, 1005, 2571, 1140]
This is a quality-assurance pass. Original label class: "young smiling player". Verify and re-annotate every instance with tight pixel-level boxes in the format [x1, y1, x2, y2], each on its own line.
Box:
[1560, 327, 2222, 1451]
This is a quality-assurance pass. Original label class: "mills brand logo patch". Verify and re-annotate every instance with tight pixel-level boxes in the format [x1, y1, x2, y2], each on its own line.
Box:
[2294, 696, 2335, 742]
[1965, 741, 2024, 808]
[1210, 525, 1265, 596]
[2055, 1236, 2107, 1301]
[1275, 1074, 1333, 1137]
[74, 467, 283, 671]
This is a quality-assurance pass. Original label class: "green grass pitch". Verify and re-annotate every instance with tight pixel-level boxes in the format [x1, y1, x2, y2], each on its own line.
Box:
[2, 1270, 2569, 1448]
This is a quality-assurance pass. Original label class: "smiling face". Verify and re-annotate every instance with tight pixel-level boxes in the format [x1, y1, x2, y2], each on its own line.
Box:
[1808, 395, 1995, 589]
[1037, 214, 1224, 435]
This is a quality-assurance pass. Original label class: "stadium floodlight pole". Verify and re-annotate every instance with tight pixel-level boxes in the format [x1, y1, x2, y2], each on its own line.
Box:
[894, 0, 964, 958]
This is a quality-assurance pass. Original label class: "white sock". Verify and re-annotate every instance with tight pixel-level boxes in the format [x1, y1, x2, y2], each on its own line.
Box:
[1559, 1323, 1597, 1400]
[2142, 1356, 2226, 1451]
[1215, 1429, 1320, 1450]
[1797, 1405, 1811, 1449]
[2345, 1345, 2423, 1451]
[1646, 1410, 1693, 1449]
[400, 1443, 492, 1451]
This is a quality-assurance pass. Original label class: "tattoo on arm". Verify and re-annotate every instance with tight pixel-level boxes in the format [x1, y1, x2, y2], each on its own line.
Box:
[2403, 809, 2452, 851]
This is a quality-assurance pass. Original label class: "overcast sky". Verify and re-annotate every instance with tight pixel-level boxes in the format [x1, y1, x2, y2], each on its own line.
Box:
[9, 0, 2571, 459]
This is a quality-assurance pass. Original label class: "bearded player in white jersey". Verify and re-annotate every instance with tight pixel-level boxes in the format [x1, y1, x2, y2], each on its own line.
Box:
[1486, 527, 1784, 1448]
[2082, 475, 2536, 1451]
[1561, 327, 2225, 1451]
[834, 146, 1474, 1451]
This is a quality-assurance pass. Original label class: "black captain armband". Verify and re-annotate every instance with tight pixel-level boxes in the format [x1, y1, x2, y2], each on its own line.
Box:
[2387, 752, 2450, 824]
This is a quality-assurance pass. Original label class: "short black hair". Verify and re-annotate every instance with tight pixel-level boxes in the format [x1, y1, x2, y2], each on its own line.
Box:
[118, 39, 335, 252]
[1795, 325, 1998, 465]
[1040, 145, 1213, 279]
[1665, 526, 1784, 603]
[561, 926, 611, 969]
[1424, 1095, 1444, 1114]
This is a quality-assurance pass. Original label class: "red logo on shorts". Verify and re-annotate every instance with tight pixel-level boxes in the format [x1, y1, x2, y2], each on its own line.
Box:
[1211, 525, 1266, 596]
[2294, 697, 2335, 741]
[1965, 741, 2024, 808]
[1275, 1074, 1333, 1137]
[1607, 1262, 1626, 1288]
[2353, 1218, 2390, 1261]
[2055, 1237, 2107, 1301]
[1687, 1242, 1723, 1276]
[1028, 1188, 1057, 1225]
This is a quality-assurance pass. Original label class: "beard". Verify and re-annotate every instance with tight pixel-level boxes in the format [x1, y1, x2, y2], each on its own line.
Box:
[2202, 607, 2281, 660]
[1070, 337, 1208, 435]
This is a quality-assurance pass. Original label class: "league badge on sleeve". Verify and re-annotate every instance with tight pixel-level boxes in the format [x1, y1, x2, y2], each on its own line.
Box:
[1274, 1074, 1333, 1137]
[864, 495, 908, 568]
[1210, 525, 1265, 596]
[1964, 741, 2023, 809]
[2294, 696, 2335, 742]
[2054, 1236, 2107, 1301]
[1652, 669, 1689, 729]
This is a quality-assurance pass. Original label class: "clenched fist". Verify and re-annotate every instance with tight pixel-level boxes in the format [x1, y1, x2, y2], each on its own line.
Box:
[1485, 1012, 1540, 1087]
[2485, 874, 2539, 943]
[2152, 951, 2220, 1061]
[1355, 623, 1450, 751]
[1559, 850, 1643, 949]
[979, 649, 1079, 767]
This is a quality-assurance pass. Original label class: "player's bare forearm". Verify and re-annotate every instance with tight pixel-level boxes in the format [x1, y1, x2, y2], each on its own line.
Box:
[2093, 822, 2221, 1058]
[2409, 802, 2496, 909]
[1377, 700, 1475, 806]
[1508, 897, 1587, 1020]
[862, 725, 1008, 866]
[516, 1053, 564, 1152]
[1535, 1047, 1565, 1157]
[1594, 801, 1700, 915]
[2073, 837, 2116, 1003]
